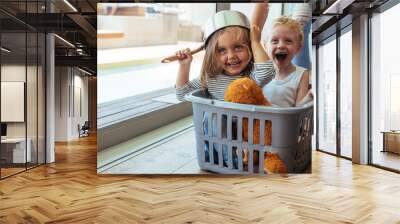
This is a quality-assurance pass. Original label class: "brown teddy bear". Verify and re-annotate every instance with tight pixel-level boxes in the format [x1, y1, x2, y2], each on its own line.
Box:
[224, 78, 287, 174]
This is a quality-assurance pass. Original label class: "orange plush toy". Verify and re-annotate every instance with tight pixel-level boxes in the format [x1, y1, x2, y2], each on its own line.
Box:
[264, 152, 287, 174]
[224, 78, 287, 174]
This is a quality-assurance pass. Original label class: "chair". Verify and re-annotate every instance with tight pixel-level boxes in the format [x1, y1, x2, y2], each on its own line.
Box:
[79, 121, 90, 138]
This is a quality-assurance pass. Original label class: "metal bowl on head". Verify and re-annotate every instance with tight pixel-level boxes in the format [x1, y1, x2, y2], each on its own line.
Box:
[203, 10, 250, 47]
[161, 10, 250, 63]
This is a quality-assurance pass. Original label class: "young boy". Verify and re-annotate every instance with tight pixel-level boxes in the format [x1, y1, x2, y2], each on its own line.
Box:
[251, 16, 311, 107]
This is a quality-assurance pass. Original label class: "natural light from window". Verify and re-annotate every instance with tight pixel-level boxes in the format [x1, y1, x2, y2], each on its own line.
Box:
[97, 3, 215, 104]
[318, 38, 337, 154]
[371, 2, 400, 170]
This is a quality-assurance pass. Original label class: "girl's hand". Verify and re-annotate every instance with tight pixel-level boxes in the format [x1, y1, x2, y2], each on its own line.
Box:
[250, 24, 262, 43]
[175, 48, 192, 88]
[251, 2, 269, 31]
[176, 48, 193, 66]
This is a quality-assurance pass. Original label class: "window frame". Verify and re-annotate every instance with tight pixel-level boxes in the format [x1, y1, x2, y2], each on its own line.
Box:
[98, 3, 224, 151]
[314, 17, 353, 160]
[368, 0, 400, 173]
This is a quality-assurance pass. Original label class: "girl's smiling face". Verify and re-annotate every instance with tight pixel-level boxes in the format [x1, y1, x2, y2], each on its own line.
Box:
[216, 28, 251, 76]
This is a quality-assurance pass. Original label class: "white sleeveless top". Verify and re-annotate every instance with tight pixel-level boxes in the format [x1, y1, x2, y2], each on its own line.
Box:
[262, 65, 306, 107]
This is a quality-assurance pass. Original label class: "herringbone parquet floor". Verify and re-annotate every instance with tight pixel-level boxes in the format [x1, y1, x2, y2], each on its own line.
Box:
[1, 134, 400, 223]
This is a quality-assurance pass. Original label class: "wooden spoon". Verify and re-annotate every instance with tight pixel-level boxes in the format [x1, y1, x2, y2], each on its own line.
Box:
[161, 44, 204, 63]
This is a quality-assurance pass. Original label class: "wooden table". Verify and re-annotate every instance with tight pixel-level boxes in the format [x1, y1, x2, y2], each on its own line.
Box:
[381, 131, 400, 154]
[1, 138, 31, 163]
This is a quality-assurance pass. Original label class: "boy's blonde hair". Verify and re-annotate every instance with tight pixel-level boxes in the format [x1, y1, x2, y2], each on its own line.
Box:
[270, 16, 304, 44]
[200, 26, 253, 88]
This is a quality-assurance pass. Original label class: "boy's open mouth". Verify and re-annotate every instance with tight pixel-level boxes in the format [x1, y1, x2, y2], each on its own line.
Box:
[275, 52, 287, 61]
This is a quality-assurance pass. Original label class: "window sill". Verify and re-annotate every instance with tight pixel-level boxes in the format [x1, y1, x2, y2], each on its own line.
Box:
[97, 88, 192, 150]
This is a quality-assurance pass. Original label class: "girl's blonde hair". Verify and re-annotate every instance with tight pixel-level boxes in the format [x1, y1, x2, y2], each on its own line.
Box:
[200, 26, 253, 88]
[270, 16, 304, 44]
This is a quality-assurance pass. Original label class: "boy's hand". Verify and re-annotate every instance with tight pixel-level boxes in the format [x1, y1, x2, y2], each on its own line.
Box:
[176, 48, 193, 66]
[251, 24, 262, 43]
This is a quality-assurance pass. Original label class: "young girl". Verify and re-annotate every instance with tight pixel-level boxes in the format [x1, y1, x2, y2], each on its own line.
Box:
[251, 16, 311, 107]
[175, 10, 275, 168]
[175, 10, 274, 102]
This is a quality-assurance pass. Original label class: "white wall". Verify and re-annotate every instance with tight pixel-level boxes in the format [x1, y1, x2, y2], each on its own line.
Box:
[98, 14, 178, 49]
[1, 64, 46, 164]
[55, 66, 69, 141]
[1, 65, 27, 138]
[55, 67, 89, 141]
[178, 3, 215, 26]
[1, 82, 25, 122]
[72, 73, 89, 138]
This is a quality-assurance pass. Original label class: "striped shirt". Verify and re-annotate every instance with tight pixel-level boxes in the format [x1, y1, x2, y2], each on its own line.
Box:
[176, 61, 275, 101]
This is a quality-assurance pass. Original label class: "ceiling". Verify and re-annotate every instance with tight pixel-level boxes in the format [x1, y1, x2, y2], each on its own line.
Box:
[311, 0, 390, 44]
[0, 0, 97, 75]
[1, 0, 395, 75]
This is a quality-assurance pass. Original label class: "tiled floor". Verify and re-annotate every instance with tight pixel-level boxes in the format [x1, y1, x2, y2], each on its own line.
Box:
[97, 116, 199, 173]
[100, 127, 208, 174]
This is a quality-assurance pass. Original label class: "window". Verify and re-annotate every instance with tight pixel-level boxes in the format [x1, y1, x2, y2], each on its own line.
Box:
[97, 3, 215, 104]
[0, 1, 46, 179]
[317, 37, 337, 154]
[371, 2, 400, 171]
[97, 3, 216, 150]
[339, 29, 352, 158]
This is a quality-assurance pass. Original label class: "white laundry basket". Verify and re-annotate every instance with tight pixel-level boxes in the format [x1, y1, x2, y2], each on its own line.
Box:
[185, 90, 313, 174]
